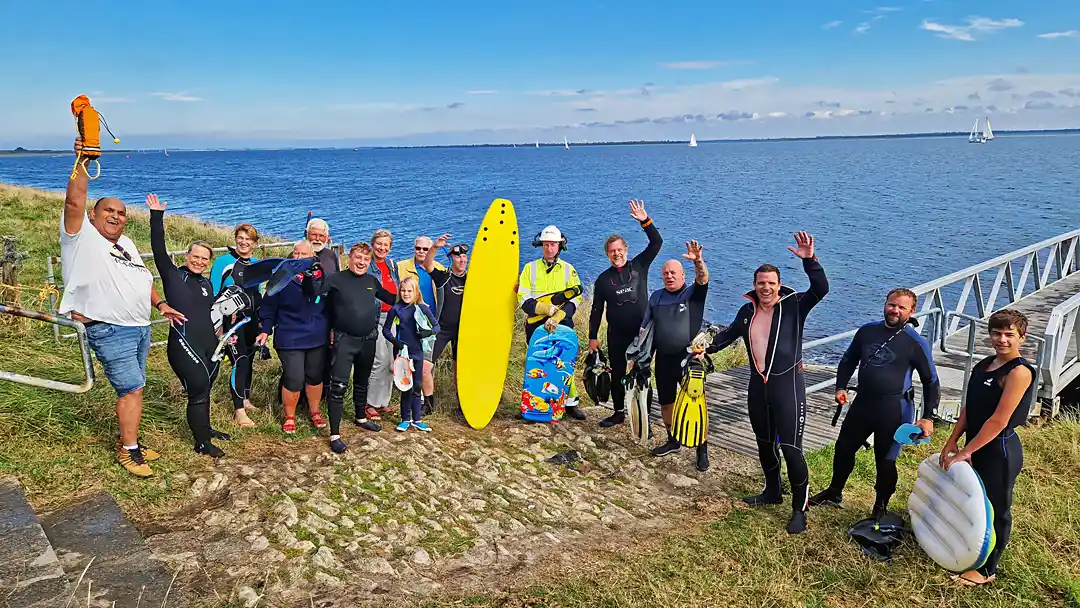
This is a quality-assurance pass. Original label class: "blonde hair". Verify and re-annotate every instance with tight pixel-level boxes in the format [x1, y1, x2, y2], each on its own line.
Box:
[371, 228, 393, 247]
[398, 276, 424, 305]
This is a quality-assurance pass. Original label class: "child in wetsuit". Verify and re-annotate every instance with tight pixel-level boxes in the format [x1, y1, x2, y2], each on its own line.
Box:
[940, 308, 1035, 587]
[382, 276, 439, 432]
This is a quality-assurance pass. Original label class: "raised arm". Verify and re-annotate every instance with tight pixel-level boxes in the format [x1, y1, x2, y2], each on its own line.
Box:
[147, 195, 178, 285]
[63, 138, 89, 235]
[629, 200, 663, 269]
[683, 240, 708, 285]
[787, 232, 828, 315]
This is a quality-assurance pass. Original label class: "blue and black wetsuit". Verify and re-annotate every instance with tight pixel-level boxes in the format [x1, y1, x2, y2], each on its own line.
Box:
[707, 257, 829, 513]
[382, 302, 439, 422]
[815, 318, 940, 511]
[964, 355, 1034, 579]
[210, 248, 261, 411]
[150, 209, 225, 456]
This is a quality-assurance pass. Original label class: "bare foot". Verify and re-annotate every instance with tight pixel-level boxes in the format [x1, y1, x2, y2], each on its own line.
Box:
[953, 570, 995, 586]
[235, 409, 256, 428]
[243, 398, 258, 411]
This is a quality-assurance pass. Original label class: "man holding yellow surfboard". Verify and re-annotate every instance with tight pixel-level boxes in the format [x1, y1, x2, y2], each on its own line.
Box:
[517, 225, 586, 420]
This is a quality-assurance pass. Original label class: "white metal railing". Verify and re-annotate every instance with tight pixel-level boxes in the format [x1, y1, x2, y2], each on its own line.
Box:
[913, 228, 1080, 335]
[1043, 291, 1080, 401]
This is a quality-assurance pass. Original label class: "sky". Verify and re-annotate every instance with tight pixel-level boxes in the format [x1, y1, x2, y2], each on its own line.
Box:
[1, 0, 1079, 148]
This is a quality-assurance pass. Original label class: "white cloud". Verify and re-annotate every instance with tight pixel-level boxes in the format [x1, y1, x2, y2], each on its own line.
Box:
[657, 60, 751, 69]
[855, 22, 873, 34]
[466, 89, 498, 95]
[1037, 31, 1077, 39]
[527, 89, 592, 96]
[151, 91, 202, 102]
[920, 17, 1024, 41]
[822, 20, 843, 29]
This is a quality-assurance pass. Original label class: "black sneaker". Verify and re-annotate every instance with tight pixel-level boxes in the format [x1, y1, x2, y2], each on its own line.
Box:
[330, 438, 348, 454]
[742, 492, 783, 506]
[695, 444, 709, 472]
[598, 411, 625, 428]
[565, 406, 586, 421]
[808, 489, 844, 508]
[195, 441, 225, 459]
[651, 437, 682, 457]
[787, 510, 808, 535]
[354, 418, 382, 432]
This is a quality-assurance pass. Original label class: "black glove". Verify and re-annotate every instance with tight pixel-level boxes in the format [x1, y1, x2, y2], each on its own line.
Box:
[418, 329, 434, 339]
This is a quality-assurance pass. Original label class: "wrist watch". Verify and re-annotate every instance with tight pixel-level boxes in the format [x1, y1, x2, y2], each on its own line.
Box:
[156, 300, 168, 311]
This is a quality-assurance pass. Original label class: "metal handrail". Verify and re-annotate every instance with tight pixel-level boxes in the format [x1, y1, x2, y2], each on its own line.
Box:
[943, 311, 1045, 419]
[802, 308, 943, 395]
[1042, 290, 1080, 395]
[0, 304, 94, 393]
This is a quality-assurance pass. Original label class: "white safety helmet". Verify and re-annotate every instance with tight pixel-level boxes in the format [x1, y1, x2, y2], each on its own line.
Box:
[533, 225, 568, 250]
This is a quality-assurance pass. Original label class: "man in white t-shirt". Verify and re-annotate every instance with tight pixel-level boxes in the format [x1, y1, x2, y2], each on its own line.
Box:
[60, 137, 184, 478]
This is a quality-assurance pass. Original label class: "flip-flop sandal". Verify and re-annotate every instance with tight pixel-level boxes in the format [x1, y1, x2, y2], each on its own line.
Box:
[310, 411, 328, 429]
[953, 573, 995, 587]
[282, 416, 297, 434]
[365, 406, 382, 421]
[235, 410, 256, 428]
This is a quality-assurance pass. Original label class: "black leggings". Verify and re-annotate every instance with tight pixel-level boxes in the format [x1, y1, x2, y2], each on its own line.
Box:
[167, 335, 219, 445]
[431, 327, 458, 362]
[224, 320, 258, 410]
[827, 394, 914, 505]
[607, 329, 634, 412]
[278, 346, 327, 392]
[971, 432, 1023, 577]
[747, 367, 809, 511]
[328, 331, 376, 435]
[400, 352, 425, 422]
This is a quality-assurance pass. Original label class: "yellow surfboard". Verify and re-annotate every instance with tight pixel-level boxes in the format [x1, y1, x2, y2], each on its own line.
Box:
[457, 198, 520, 429]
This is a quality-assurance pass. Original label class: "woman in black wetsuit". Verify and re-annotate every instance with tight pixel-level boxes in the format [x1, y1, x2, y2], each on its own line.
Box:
[940, 308, 1035, 587]
[148, 194, 231, 458]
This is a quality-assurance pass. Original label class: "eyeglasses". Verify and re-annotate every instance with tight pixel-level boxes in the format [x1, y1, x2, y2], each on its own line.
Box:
[415, 246, 430, 251]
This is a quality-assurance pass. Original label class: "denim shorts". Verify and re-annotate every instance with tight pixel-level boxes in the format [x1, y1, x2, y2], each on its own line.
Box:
[86, 323, 151, 398]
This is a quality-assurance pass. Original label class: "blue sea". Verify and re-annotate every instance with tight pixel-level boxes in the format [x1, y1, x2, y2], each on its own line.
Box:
[3, 134, 1079, 357]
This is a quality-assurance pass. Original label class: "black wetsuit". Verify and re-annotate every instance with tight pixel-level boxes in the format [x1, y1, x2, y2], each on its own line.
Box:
[707, 257, 829, 512]
[323, 269, 395, 434]
[150, 209, 219, 449]
[589, 217, 662, 410]
[964, 355, 1034, 578]
[826, 319, 940, 508]
[429, 267, 466, 361]
[637, 280, 708, 406]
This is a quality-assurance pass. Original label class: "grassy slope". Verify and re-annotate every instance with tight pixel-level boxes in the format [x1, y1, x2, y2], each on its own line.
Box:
[0, 182, 747, 514]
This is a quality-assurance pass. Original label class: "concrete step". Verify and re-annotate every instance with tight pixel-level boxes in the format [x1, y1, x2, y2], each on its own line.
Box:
[40, 492, 188, 608]
[0, 476, 71, 608]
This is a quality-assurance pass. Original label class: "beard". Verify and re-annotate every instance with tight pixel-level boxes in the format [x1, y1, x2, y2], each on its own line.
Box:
[311, 241, 326, 252]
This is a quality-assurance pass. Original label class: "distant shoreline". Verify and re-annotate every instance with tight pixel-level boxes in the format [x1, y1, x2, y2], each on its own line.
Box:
[3, 127, 1079, 155]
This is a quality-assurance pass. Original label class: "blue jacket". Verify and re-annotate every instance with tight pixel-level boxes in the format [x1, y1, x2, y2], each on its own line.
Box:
[259, 277, 328, 350]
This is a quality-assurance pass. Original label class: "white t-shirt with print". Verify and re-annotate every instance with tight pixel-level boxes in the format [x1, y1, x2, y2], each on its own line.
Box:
[59, 211, 154, 326]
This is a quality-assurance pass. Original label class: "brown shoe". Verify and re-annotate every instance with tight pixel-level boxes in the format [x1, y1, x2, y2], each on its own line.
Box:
[115, 438, 160, 462]
[116, 445, 152, 478]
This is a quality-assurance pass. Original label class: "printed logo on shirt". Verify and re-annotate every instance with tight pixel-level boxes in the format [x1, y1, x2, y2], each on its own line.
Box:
[678, 303, 687, 313]
[867, 343, 897, 367]
[984, 377, 994, 386]
[452, 286, 465, 295]
[108, 247, 151, 273]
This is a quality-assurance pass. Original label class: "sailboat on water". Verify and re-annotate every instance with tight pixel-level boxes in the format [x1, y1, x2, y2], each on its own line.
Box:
[535, 140, 539, 148]
[968, 117, 995, 144]
[564, 136, 569, 150]
[164, 147, 169, 156]
[689, 134, 698, 147]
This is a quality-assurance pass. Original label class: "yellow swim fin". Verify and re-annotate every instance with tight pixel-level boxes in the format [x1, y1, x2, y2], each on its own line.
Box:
[671, 362, 708, 448]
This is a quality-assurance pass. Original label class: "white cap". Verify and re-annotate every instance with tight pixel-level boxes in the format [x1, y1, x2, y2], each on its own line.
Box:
[538, 225, 563, 242]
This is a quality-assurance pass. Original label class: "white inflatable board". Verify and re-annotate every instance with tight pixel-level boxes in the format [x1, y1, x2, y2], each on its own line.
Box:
[908, 453, 996, 572]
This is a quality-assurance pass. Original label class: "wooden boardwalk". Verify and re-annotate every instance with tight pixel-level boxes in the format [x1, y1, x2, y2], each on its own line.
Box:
[681, 271, 1080, 458]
